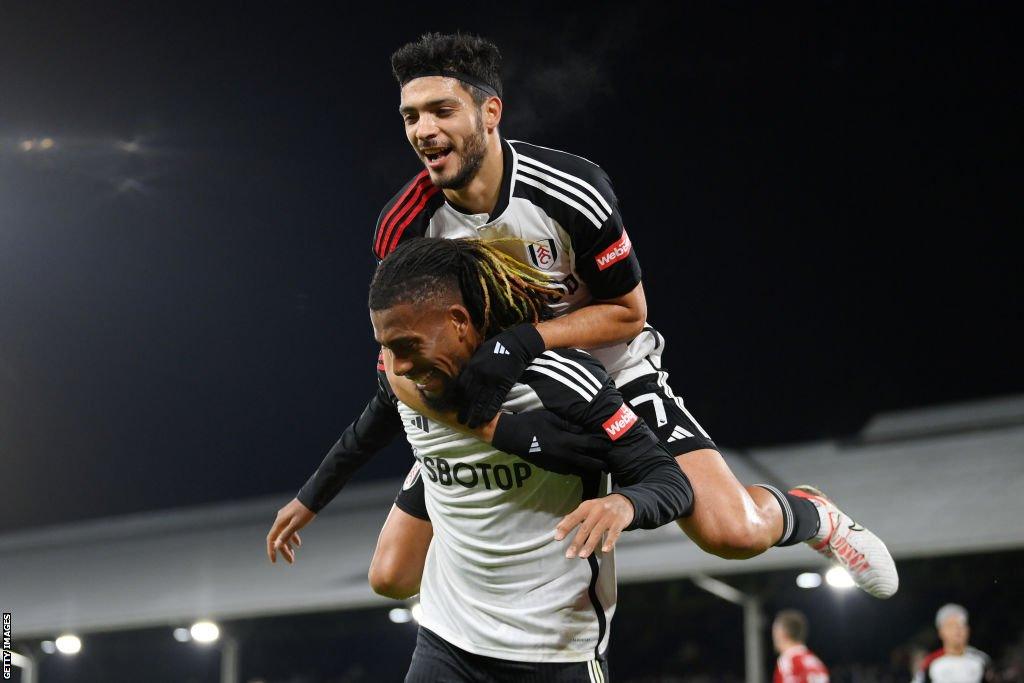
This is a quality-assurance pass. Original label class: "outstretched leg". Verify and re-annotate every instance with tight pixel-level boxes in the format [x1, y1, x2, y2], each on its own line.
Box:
[674, 448, 789, 559]
[619, 370, 897, 597]
[670, 448, 823, 558]
[618, 373, 818, 557]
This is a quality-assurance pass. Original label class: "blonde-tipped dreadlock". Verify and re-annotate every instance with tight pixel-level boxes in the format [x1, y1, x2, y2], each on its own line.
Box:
[368, 237, 560, 338]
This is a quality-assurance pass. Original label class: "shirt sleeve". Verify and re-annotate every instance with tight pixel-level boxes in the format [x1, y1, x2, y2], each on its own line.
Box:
[296, 360, 405, 513]
[566, 167, 642, 301]
[394, 462, 430, 521]
[372, 172, 444, 260]
[519, 349, 693, 529]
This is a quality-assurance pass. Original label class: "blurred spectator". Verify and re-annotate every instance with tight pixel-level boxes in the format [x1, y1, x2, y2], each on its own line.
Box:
[772, 610, 830, 683]
[913, 604, 994, 682]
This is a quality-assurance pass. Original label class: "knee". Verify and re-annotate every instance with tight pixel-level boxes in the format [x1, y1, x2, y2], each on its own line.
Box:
[674, 450, 776, 560]
[368, 557, 419, 600]
[687, 503, 775, 560]
[694, 521, 766, 560]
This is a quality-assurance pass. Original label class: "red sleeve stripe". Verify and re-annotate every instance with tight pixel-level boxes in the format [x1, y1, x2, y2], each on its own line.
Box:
[374, 171, 430, 258]
[383, 184, 441, 257]
[920, 649, 945, 672]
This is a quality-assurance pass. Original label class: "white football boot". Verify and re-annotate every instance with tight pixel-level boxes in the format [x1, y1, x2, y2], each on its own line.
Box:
[791, 485, 899, 599]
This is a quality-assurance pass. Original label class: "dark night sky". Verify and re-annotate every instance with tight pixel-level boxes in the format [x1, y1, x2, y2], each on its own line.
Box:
[1, 3, 1020, 533]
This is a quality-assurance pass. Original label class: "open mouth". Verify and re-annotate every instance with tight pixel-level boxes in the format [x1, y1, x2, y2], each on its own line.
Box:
[421, 146, 453, 168]
[409, 368, 443, 390]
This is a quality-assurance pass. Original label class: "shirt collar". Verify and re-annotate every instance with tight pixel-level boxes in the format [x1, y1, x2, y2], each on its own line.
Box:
[781, 644, 808, 658]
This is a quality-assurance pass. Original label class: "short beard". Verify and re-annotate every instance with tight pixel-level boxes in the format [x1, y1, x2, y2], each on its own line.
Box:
[435, 113, 487, 190]
[419, 372, 465, 413]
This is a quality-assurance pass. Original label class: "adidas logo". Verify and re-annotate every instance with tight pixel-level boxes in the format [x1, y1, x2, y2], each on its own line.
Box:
[666, 425, 694, 442]
[494, 341, 511, 355]
[529, 436, 542, 453]
[410, 416, 429, 432]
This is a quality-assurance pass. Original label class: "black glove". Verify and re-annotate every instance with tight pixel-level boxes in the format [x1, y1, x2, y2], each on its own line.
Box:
[491, 410, 609, 476]
[457, 323, 546, 428]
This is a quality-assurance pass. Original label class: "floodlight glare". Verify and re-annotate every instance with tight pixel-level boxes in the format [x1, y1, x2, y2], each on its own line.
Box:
[39, 138, 55, 150]
[40, 640, 57, 654]
[796, 572, 822, 589]
[825, 566, 856, 589]
[389, 608, 413, 624]
[189, 621, 220, 643]
[173, 627, 192, 642]
[20, 140, 34, 151]
[410, 603, 424, 623]
[55, 634, 82, 655]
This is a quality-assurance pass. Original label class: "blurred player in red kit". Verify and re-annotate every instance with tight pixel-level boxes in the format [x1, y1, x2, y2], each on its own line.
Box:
[772, 610, 830, 683]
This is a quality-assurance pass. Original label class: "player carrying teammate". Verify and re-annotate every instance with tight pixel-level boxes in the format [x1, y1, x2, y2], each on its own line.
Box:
[266, 32, 898, 601]
[372, 237, 693, 681]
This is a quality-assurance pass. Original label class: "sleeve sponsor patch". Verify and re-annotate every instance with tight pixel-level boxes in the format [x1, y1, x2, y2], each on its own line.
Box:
[403, 461, 423, 490]
[603, 403, 639, 440]
[595, 229, 632, 271]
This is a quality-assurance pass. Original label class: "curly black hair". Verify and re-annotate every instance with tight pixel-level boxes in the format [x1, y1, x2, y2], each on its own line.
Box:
[369, 238, 556, 339]
[391, 32, 503, 104]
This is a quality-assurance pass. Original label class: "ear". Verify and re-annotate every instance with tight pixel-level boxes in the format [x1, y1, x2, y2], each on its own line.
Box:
[448, 304, 474, 340]
[482, 96, 502, 132]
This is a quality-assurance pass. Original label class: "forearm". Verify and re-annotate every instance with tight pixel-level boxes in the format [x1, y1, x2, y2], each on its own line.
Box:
[297, 395, 403, 512]
[614, 444, 694, 530]
[297, 429, 372, 513]
[535, 283, 647, 350]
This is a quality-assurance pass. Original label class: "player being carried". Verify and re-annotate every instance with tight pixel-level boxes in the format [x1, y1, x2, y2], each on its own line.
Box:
[267, 32, 898, 601]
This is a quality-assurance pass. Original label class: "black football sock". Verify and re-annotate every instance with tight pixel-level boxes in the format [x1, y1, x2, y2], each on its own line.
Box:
[756, 484, 821, 546]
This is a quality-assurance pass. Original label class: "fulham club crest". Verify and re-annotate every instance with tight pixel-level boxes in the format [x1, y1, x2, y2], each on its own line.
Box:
[527, 239, 558, 270]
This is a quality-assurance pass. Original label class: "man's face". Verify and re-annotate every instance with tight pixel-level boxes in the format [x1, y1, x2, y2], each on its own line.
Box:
[938, 615, 969, 651]
[371, 299, 478, 410]
[399, 77, 489, 190]
[771, 621, 787, 654]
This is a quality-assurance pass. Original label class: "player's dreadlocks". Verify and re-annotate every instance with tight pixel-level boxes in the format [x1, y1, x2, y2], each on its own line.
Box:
[391, 32, 503, 104]
[369, 238, 556, 339]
